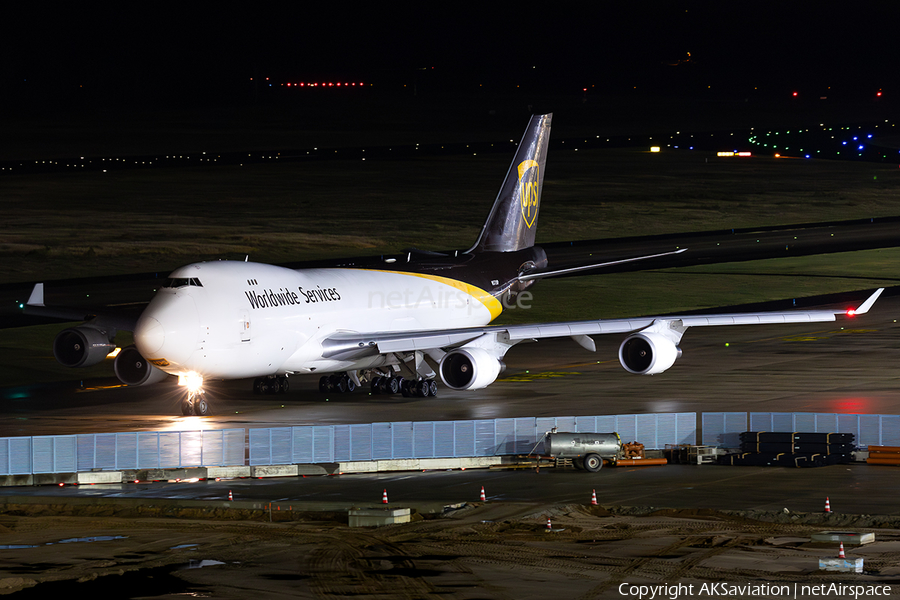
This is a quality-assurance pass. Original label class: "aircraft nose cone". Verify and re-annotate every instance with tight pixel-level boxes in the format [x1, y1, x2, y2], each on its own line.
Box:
[136, 317, 165, 355]
[134, 293, 200, 367]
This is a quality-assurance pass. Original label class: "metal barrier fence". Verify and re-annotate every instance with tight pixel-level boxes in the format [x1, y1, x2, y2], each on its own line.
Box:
[0, 429, 245, 476]
[248, 413, 698, 466]
[702, 412, 900, 449]
[5, 411, 899, 476]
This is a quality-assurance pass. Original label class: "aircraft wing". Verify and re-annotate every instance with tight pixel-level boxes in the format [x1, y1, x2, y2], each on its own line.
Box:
[23, 283, 141, 331]
[322, 288, 883, 363]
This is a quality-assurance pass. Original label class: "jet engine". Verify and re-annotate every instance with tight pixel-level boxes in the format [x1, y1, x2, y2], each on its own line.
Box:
[439, 348, 504, 390]
[53, 325, 116, 367]
[618, 332, 682, 375]
[113, 345, 170, 386]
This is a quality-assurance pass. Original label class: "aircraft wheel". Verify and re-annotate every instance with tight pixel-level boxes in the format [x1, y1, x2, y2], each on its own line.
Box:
[383, 377, 400, 395]
[195, 397, 210, 416]
[279, 378, 289, 394]
[342, 375, 356, 393]
[428, 379, 438, 397]
[416, 380, 429, 397]
[319, 376, 331, 393]
[333, 375, 346, 393]
[400, 379, 412, 397]
[583, 453, 603, 473]
[253, 378, 264, 394]
[181, 399, 195, 416]
[371, 376, 382, 394]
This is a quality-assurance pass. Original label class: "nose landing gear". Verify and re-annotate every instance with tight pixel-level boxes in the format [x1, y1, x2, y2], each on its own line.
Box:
[181, 390, 210, 416]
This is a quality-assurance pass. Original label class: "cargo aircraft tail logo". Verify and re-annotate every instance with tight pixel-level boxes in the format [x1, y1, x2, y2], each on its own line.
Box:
[518, 160, 540, 229]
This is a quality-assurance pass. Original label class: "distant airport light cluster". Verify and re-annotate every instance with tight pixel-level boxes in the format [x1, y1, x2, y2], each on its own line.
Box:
[749, 119, 898, 161]
[251, 78, 367, 88]
[3, 120, 897, 175]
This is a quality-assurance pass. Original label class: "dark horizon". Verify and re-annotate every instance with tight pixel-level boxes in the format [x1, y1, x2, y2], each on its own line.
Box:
[4, 4, 900, 115]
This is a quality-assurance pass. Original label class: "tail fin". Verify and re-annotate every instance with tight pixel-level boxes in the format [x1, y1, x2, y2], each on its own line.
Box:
[468, 113, 552, 253]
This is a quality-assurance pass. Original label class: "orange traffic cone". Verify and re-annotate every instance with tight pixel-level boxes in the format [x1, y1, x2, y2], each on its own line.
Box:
[480, 486, 486, 501]
[546, 517, 552, 530]
[839, 542, 845, 559]
[382, 489, 389, 504]
[824, 497, 832, 513]
[228, 490, 233, 501]
[591, 489, 598, 506]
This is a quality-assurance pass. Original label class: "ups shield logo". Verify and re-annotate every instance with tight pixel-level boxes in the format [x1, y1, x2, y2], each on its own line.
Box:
[517, 159, 540, 228]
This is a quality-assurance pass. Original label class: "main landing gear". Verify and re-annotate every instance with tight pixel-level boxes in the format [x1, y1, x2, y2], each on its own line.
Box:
[372, 375, 439, 397]
[181, 390, 210, 416]
[253, 375, 289, 395]
[317, 373, 439, 397]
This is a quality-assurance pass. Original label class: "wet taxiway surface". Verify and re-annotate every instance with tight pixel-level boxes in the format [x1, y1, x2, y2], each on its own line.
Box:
[5, 462, 900, 517]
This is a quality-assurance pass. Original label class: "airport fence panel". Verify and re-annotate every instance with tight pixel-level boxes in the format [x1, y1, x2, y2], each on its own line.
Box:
[0, 429, 245, 475]
[701, 412, 748, 447]
[248, 412, 697, 466]
[749, 412, 900, 449]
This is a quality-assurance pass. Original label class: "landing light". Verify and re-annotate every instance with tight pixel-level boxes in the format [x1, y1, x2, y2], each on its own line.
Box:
[179, 372, 205, 394]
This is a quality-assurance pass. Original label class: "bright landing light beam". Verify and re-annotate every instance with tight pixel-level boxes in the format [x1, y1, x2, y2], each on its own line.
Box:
[178, 372, 205, 394]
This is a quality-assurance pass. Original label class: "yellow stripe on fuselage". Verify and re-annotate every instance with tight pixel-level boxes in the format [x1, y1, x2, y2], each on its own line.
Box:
[359, 269, 503, 321]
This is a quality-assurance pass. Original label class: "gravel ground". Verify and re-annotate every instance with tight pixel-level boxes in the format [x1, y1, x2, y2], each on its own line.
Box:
[2, 502, 900, 599]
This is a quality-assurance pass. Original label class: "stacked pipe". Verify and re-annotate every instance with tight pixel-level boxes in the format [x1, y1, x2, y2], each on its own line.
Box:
[720, 432, 855, 468]
[866, 446, 900, 465]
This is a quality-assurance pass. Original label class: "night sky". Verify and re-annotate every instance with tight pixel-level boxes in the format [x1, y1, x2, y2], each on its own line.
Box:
[4, 3, 900, 113]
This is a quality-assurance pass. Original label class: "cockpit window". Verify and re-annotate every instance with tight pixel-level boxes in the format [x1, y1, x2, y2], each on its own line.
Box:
[162, 277, 203, 288]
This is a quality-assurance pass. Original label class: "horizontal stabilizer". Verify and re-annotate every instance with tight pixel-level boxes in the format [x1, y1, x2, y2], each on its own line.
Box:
[518, 248, 688, 281]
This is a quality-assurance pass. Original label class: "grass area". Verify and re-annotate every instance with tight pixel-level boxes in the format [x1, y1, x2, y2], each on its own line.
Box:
[3, 148, 900, 283]
[3, 142, 900, 386]
[493, 247, 900, 325]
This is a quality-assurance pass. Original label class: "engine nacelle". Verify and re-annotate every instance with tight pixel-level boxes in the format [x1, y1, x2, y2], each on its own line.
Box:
[439, 348, 504, 390]
[114, 345, 170, 386]
[618, 332, 682, 375]
[53, 325, 116, 367]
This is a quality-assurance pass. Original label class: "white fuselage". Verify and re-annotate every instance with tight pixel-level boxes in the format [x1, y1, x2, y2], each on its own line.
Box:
[133, 260, 499, 379]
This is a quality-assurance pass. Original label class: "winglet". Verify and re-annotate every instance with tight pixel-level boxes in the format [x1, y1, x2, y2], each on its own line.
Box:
[27, 283, 45, 307]
[848, 287, 884, 316]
